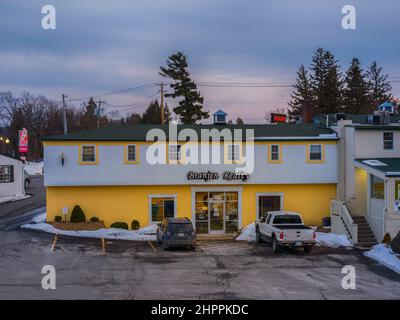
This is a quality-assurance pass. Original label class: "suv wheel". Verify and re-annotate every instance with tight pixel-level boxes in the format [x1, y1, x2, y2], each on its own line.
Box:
[24, 179, 30, 189]
[162, 241, 168, 251]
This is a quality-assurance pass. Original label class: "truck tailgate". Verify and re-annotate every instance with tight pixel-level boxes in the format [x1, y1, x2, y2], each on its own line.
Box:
[281, 228, 314, 242]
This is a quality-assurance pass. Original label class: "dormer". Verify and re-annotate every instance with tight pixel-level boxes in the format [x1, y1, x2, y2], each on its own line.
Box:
[213, 109, 227, 125]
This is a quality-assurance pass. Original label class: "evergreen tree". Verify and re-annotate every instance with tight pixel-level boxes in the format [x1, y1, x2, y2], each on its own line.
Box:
[160, 52, 209, 124]
[80, 98, 98, 129]
[288, 65, 313, 116]
[125, 112, 142, 125]
[141, 100, 172, 124]
[343, 58, 370, 114]
[310, 48, 343, 114]
[366, 61, 393, 109]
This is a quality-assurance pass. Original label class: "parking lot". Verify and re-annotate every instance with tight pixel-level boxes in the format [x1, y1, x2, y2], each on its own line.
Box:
[1, 229, 400, 300]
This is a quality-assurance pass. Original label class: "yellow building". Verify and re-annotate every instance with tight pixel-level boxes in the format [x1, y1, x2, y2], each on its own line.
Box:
[43, 120, 338, 233]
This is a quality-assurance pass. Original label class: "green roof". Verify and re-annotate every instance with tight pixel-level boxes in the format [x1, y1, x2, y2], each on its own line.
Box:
[355, 158, 400, 177]
[43, 124, 336, 141]
[315, 114, 400, 127]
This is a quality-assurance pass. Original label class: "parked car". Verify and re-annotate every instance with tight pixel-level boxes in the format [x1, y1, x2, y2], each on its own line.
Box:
[157, 217, 196, 250]
[255, 211, 316, 253]
[23, 169, 32, 189]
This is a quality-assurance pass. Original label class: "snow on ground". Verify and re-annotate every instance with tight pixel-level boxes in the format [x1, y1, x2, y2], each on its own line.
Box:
[31, 211, 47, 224]
[236, 222, 256, 241]
[236, 223, 352, 248]
[364, 244, 400, 274]
[21, 222, 157, 241]
[24, 161, 43, 175]
[315, 232, 352, 248]
[0, 194, 31, 204]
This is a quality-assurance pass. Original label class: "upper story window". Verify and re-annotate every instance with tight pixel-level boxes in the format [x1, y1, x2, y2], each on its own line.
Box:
[270, 144, 280, 161]
[0, 165, 13, 183]
[169, 144, 182, 161]
[309, 144, 322, 161]
[383, 132, 394, 150]
[81, 145, 96, 163]
[227, 144, 240, 161]
[127, 145, 136, 162]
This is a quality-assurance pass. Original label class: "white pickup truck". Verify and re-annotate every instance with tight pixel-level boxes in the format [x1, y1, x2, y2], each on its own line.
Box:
[255, 211, 316, 253]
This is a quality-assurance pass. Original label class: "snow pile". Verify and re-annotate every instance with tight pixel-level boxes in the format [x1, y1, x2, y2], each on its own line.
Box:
[31, 212, 47, 224]
[21, 222, 157, 241]
[316, 232, 352, 248]
[236, 222, 256, 242]
[24, 161, 43, 175]
[364, 244, 400, 274]
[0, 194, 31, 204]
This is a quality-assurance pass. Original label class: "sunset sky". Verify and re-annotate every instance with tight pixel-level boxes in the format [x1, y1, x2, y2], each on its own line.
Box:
[0, 0, 399, 122]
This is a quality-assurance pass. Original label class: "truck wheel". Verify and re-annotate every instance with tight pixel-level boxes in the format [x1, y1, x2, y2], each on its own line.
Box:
[24, 179, 30, 189]
[162, 242, 168, 251]
[256, 228, 262, 243]
[272, 237, 281, 253]
[304, 246, 313, 253]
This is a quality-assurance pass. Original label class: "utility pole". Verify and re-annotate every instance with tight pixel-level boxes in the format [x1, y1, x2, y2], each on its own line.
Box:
[96, 100, 105, 129]
[156, 82, 165, 124]
[62, 94, 68, 134]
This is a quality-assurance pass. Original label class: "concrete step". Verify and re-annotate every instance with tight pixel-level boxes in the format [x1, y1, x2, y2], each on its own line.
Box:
[355, 242, 378, 249]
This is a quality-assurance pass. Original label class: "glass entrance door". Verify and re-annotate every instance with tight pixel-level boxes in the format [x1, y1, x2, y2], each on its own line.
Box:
[209, 200, 224, 234]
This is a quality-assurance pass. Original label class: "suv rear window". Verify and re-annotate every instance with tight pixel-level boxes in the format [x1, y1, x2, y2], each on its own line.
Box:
[272, 215, 302, 224]
[168, 223, 194, 232]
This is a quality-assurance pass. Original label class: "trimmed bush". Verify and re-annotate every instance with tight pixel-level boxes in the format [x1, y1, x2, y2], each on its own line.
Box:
[391, 231, 400, 254]
[110, 222, 128, 230]
[131, 220, 140, 230]
[90, 217, 99, 222]
[54, 215, 63, 222]
[382, 232, 392, 244]
[70, 205, 86, 223]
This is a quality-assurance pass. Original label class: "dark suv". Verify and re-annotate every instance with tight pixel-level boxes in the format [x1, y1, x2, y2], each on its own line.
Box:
[157, 217, 196, 250]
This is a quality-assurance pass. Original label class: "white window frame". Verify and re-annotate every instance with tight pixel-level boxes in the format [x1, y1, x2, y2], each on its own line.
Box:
[169, 144, 182, 161]
[0, 165, 12, 183]
[127, 144, 137, 162]
[309, 144, 322, 161]
[148, 194, 177, 223]
[81, 145, 96, 163]
[383, 132, 394, 150]
[270, 144, 280, 161]
[227, 144, 240, 161]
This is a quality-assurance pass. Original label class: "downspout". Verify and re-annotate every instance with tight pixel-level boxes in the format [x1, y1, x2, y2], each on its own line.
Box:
[384, 177, 388, 238]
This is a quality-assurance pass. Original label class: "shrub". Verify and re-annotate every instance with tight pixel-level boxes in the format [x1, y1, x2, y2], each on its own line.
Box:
[131, 220, 140, 230]
[90, 217, 99, 222]
[382, 232, 392, 244]
[70, 205, 86, 223]
[54, 215, 63, 222]
[110, 222, 128, 230]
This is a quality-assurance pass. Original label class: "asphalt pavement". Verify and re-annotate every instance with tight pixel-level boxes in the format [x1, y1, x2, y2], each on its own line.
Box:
[0, 176, 45, 230]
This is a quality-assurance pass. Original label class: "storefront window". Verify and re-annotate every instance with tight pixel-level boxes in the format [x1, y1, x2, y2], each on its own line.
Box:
[225, 198, 238, 233]
[371, 175, 384, 199]
[195, 193, 208, 234]
[151, 197, 175, 222]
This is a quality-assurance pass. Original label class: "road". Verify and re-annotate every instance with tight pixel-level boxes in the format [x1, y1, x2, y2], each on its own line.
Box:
[0, 176, 45, 230]
[0, 230, 399, 300]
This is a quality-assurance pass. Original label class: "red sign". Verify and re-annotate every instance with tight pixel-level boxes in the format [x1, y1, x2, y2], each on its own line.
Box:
[271, 113, 287, 123]
[19, 128, 28, 153]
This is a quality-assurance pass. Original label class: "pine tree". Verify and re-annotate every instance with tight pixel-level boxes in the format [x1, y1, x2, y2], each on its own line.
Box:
[310, 48, 343, 114]
[141, 100, 172, 124]
[160, 52, 209, 124]
[366, 61, 392, 109]
[288, 65, 313, 116]
[80, 98, 98, 129]
[343, 58, 370, 114]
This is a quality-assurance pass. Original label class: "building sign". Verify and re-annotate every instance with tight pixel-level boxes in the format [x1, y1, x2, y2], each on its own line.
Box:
[187, 171, 249, 182]
[270, 113, 287, 124]
[19, 128, 28, 153]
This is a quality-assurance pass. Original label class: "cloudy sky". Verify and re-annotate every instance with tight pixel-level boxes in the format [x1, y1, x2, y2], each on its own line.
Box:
[0, 0, 399, 122]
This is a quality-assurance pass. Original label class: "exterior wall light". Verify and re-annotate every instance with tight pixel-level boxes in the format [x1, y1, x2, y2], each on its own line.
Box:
[60, 152, 65, 166]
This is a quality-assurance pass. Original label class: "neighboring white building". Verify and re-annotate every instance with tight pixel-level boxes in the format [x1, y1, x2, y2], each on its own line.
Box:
[328, 114, 400, 246]
[0, 153, 25, 199]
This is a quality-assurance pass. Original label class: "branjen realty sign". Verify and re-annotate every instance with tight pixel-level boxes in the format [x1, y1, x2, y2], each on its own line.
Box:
[187, 171, 249, 182]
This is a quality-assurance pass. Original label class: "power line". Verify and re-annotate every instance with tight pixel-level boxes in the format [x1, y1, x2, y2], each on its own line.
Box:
[104, 91, 160, 110]
[69, 83, 155, 101]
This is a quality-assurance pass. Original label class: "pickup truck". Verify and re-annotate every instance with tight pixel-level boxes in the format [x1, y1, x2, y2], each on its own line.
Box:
[255, 211, 316, 253]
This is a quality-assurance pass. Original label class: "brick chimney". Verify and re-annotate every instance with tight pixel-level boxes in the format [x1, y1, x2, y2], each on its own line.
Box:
[301, 99, 315, 124]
